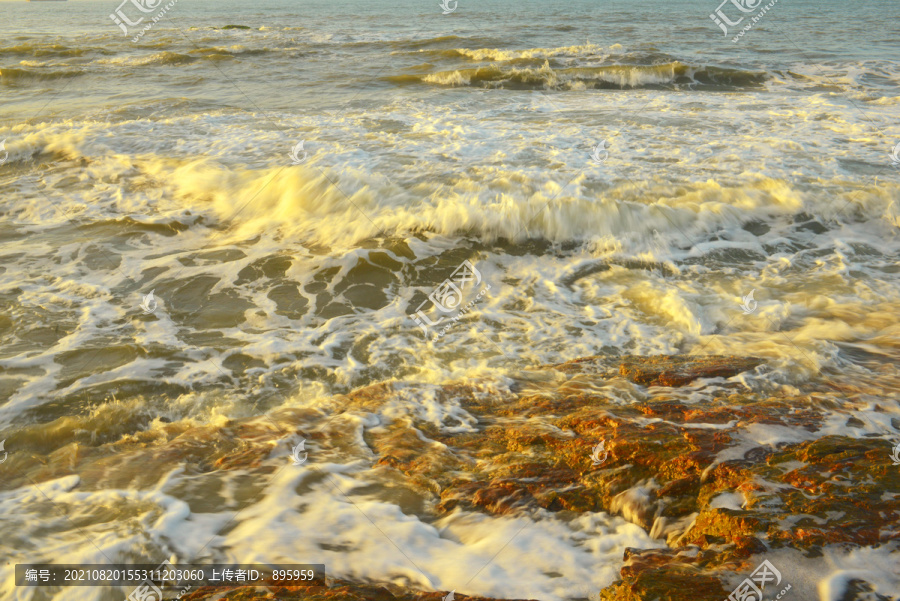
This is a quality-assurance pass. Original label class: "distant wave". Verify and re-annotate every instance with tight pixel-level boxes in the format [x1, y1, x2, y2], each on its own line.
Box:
[387, 35, 498, 50]
[408, 43, 616, 61]
[387, 61, 767, 90]
[95, 51, 245, 67]
[0, 67, 84, 82]
[188, 46, 289, 57]
[0, 43, 101, 58]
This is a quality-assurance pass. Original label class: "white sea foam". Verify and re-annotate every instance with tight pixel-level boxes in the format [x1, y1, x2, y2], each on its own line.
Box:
[3, 8, 900, 597]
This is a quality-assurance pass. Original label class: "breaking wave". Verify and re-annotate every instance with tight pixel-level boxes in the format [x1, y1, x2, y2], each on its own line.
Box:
[0, 42, 101, 58]
[0, 67, 84, 82]
[389, 61, 768, 90]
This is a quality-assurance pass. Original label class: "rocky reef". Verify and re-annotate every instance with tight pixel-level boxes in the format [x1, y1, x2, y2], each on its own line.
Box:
[5, 355, 898, 600]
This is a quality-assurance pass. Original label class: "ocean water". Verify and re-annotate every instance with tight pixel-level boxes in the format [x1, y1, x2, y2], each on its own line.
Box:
[1, 0, 900, 599]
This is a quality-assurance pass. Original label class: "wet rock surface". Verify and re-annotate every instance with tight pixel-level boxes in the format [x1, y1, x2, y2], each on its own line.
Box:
[331, 355, 898, 600]
[4, 354, 898, 600]
[547, 354, 764, 387]
[617, 355, 765, 387]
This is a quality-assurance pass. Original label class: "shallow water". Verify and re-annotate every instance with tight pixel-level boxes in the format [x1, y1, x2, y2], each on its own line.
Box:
[1, 0, 900, 599]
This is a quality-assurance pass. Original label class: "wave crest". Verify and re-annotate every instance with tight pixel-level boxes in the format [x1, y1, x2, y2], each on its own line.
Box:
[0, 67, 84, 82]
[391, 61, 766, 90]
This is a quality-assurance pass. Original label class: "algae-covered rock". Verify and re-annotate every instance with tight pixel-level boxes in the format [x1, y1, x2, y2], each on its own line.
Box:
[7, 354, 897, 601]
[618, 355, 764, 387]
[545, 354, 764, 387]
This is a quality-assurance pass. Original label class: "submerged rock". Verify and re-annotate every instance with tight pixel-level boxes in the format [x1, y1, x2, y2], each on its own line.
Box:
[325, 355, 897, 600]
[548, 354, 764, 387]
[6, 354, 897, 601]
[618, 355, 764, 387]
